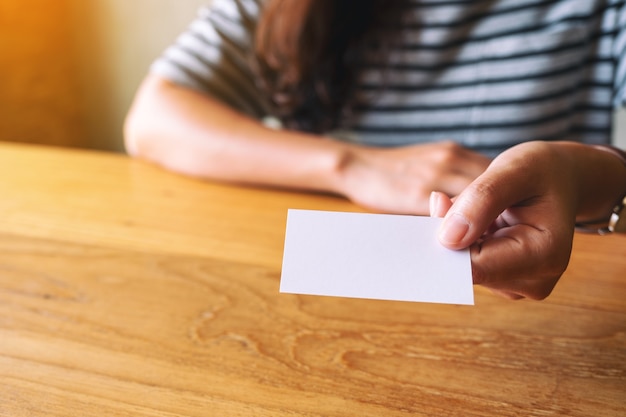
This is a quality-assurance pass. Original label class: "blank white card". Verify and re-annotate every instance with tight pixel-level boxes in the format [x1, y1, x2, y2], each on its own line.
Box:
[280, 209, 474, 305]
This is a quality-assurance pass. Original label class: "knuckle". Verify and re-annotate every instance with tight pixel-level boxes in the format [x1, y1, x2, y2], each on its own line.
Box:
[434, 141, 462, 164]
[469, 244, 491, 286]
[541, 231, 573, 276]
[527, 277, 559, 300]
[471, 263, 487, 286]
[467, 179, 500, 202]
[440, 140, 461, 152]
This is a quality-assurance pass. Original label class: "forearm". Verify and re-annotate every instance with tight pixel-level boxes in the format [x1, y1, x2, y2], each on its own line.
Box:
[124, 74, 350, 193]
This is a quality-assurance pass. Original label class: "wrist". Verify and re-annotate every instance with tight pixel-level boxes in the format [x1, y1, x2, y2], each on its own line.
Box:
[561, 142, 626, 226]
[324, 139, 355, 195]
[572, 144, 626, 234]
[327, 142, 374, 197]
[305, 137, 359, 196]
[237, 129, 355, 194]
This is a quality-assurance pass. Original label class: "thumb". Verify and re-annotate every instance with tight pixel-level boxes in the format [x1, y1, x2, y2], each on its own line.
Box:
[437, 154, 540, 250]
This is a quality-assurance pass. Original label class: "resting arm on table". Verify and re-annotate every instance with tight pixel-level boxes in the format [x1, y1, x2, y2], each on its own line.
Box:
[124, 74, 490, 215]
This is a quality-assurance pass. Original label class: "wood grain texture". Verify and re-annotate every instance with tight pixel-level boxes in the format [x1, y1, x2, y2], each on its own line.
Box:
[0, 143, 624, 416]
[0, 142, 358, 269]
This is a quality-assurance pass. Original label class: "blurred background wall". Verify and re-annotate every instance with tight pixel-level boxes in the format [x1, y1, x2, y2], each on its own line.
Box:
[1, 0, 207, 152]
[1, 0, 83, 147]
[0, 0, 625, 152]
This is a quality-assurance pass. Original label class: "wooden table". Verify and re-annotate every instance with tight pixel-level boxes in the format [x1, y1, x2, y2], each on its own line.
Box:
[0, 142, 624, 416]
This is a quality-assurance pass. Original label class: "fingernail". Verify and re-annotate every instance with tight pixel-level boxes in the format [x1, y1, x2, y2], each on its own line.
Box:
[439, 213, 470, 245]
[429, 191, 440, 217]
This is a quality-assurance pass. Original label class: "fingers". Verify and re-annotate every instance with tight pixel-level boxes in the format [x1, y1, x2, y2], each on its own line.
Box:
[429, 191, 453, 218]
[341, 142, 490, 216]
[469, 218, 572, 300]
[437, 148, 543, 250]
[453, 146, 492, 179]
[440, 172, 487, 200]
[425, 142, 491, 197]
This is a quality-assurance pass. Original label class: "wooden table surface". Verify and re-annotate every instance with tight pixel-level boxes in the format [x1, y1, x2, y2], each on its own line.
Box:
[0, 142, 624, 417]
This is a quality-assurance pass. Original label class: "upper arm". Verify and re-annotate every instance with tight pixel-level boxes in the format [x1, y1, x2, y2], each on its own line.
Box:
[149, 0, 271, 118]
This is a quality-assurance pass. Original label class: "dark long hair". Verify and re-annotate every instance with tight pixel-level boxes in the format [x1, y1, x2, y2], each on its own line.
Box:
[253, 0, 405, 133]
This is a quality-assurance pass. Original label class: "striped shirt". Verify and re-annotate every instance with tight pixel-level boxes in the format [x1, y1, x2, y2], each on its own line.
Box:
[151, 0, 626, 156]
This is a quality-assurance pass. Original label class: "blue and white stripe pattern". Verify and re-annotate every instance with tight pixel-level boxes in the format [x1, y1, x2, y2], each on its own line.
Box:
[151, 0, 626, 155]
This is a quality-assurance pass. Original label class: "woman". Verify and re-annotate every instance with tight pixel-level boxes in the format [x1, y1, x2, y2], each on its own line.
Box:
[125, 0, 626, 299]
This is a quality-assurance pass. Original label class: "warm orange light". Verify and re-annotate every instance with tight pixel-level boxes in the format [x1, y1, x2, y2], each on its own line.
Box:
[0, 0, 83, 147]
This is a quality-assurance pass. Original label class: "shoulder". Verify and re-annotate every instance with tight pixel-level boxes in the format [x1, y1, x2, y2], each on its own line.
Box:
[198, 0, 265, 24]
[188, 0, 265, 46]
